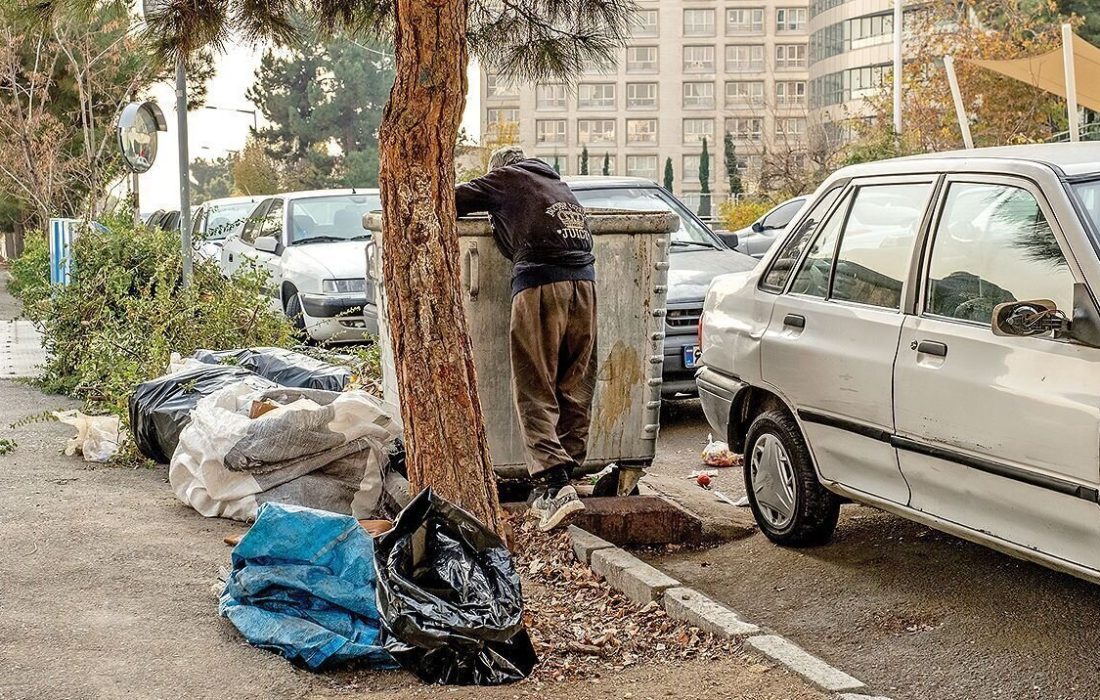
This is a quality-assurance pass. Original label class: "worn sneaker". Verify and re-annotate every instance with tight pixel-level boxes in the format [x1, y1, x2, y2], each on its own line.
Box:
[527, 486, 549, 518]
[537, 485, 585, 532]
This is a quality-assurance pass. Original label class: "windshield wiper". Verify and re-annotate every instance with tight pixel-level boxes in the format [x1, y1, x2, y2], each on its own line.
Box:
[670, 240, 719, 250]
[347, 234, 372, 241]
[292, 235, 345, 244]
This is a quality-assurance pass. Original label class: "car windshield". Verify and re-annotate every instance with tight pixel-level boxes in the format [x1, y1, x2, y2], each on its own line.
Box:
[288, 193, 381, 244]
[1071, 179, 1100, 236]
[572, 187, 719, 248]
[204, 202, 256, 240]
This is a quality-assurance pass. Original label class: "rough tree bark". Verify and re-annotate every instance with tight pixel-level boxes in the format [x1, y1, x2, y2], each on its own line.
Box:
[377, 0, 504, 536]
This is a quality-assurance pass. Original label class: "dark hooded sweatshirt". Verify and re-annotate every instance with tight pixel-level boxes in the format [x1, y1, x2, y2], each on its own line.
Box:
[455, 158, 595, 295]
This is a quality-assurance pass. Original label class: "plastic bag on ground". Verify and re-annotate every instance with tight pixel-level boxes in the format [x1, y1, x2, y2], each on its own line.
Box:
[129, 364, 276, 463]
[702, 434, 741, 468]
[53, 410, 121, 463]
[193, 347, 351, 392]
[219, 502, 396, 670]
[374, 488, 537, 685]
[170, 383, 402, 522]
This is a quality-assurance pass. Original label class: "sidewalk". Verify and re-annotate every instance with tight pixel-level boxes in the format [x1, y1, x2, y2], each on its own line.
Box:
[0, 273, 825, 700]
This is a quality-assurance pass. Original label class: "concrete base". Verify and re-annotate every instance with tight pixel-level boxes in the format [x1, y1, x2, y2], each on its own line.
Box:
[570, 495, 703, 547]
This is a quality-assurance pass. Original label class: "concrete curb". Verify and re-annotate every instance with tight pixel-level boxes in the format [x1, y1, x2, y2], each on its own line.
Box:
[566, 526, 890, 700]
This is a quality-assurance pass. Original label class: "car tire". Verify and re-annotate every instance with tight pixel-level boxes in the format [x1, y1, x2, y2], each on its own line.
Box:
[284, 291, 314, 344]
[743, 410, 840, 547]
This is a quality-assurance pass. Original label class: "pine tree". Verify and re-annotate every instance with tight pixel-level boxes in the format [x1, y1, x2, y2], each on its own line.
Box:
[663, 157, 674, 192]
[580, 145, 589, 175]
[553, 155, 561, 174]
[724, 131, 742, 197]
[602, 152, 610, 176]
[699, 136, 711, 218]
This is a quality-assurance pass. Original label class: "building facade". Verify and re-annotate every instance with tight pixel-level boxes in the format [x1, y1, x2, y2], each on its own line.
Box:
[480, 0, 812, 205]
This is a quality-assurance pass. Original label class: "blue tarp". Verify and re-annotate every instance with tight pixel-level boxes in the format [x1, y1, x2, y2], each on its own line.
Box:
[219, 502, 396, 670]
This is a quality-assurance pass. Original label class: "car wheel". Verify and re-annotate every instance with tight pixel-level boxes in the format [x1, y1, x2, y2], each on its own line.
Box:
[743, 410, 840, 547]
[284, 292, 314, 344]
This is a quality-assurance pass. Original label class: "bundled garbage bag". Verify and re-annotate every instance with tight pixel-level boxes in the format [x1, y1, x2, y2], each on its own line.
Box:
[374, 488, 538, 685]
[219, 502, 396, 670]
[193, 347, 351, 392]
[170, 383, 402, 522]
[129, 364, 276, 463]
[53, 410, 122, 463]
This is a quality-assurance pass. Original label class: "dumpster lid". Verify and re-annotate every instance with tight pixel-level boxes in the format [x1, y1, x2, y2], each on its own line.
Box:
[362, 208, 678, 237]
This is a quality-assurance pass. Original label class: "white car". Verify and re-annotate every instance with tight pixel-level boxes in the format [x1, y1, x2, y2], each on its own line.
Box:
[220, 189, 380, 342]
[697, 144, 1100, 585]
[191, 195, 263, 262]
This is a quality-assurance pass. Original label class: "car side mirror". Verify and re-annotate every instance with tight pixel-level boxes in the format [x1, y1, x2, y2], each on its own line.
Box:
[716, 232, 739, 249]
[1069, 282, 1100, 348]
[751, 221, 765, 233]
[254, 235, 279, 254]
[991, 299, 1061, 337]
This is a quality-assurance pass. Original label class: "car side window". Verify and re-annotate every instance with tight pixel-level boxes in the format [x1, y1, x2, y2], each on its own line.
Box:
[191, 207, 205, 236]
[763, 199, 803, 230]
[760, 187, 842, 292]
[926, 182, 1074, 324]
[789, 193, 849, 298]
[261, 200, 285, 241]
[830, 182, 932, 310]
[240, 201, 270, 244]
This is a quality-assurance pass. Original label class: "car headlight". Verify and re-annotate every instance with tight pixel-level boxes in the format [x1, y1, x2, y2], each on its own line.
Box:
[322, 278, 366, 294]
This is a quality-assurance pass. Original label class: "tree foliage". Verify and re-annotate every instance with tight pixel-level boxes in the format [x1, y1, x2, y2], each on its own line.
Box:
[580, 144, 589, 175]
[601, 152, 610, 176]
[190, 155, 235, 204]
[230, 139, 280, 195]
[698, 136, 711, 217]
[662, 157, 673, 192]
[724, 132, 742, 197]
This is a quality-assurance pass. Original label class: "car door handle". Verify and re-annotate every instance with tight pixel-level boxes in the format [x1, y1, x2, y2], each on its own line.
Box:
[228, 253, 234, 262]
[783, 314, 805, 329]
[912, 340, 948, 357]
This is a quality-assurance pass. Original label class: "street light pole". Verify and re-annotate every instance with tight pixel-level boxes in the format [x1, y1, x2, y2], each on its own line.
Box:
[892, 0, 903, 137]
[175, 58, 193, 287]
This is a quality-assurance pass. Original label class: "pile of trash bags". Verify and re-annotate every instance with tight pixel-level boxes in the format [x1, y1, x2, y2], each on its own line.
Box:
[129, 347, 399, 522]
[221, 490, 537, 684]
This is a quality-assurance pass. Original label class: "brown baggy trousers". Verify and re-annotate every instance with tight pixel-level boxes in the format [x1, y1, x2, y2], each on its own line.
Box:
[510, 280, 598, 477]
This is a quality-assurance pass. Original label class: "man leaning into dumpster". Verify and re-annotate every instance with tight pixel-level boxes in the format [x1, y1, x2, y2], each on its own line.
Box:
[455, 146, 596, 532]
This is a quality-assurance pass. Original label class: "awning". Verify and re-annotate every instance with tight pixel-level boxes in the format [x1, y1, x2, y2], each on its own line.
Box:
[965, 33, 1100, 112]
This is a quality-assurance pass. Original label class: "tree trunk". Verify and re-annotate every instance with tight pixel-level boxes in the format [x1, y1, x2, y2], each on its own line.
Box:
[377, 0, 504, 536]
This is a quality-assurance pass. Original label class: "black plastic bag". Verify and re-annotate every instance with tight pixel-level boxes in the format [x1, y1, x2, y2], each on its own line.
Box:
[374, 488, 537, 685]
[193, 347, 350, 392]
[129, 365, 267, 463]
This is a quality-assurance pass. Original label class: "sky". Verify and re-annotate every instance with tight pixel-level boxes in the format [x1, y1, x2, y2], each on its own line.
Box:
[136, 43, 482, 211]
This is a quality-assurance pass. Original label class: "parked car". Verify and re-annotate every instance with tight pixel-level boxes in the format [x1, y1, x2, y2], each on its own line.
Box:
[220, 189, 380, 343]
[191, 195, 263, 261]
[696, 143, 1100, 584]
[145, 209, 181, 232]
[730, 196, 808, 258]
[567, 176, 758, 398]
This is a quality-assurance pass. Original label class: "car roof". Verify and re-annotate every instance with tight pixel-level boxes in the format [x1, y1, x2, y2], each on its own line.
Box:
[200, 195, 263, 207]
[838, 142, 1100, 179]
[277, 188, 382, 201]
[563, 176, 660, 190]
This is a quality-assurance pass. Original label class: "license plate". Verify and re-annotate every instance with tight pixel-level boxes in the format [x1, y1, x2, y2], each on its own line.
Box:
[683, 344, 701, 369]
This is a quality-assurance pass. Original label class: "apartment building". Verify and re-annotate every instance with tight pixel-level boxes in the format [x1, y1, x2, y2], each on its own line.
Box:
[480, 0, 811, 205]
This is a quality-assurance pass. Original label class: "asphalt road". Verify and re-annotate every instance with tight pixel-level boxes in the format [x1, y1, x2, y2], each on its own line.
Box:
[647, 400, 1100, 700]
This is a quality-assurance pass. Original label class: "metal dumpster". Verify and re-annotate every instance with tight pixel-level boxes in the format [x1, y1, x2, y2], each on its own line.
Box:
[364, 210, 676, 479]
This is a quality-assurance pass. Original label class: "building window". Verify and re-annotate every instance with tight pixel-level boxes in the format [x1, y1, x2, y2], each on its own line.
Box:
[578, 119, 616, 144]
[683, 118, 715, 144]
[725, 80, 765, 108]
[776, 8, 807, 32]
[581, 56, 614, 74]
[775, 43, 807, 69]
[626, 82, 658, 109]
[681, 192, 702, 210]
[775, 117, 807, 138]
[810, 63, 889, 107]
[535, 120, 566, 145]
[682, 82, 715, 109]
[536, 83, 566, 110]
[683, 8, 716, 36]
[683, 154, 714, 182]
[726, 117, 763, 142]
[485, 74, 518, 99]
[486, 108, 519, 126]
[683, 45, 715, 73]
[810, 11, 895, 62]
[626, 46, 659, 73]
[631, 9, 659, 37]
[725, 44, 765, 72]
[583, 153, 616, 175]
[626, 154, 659, 180]
[578, 83, 616, 110]
[726, 8, 764, 34]
[626, 118, 658, 144]
[775, 81, 806, 105]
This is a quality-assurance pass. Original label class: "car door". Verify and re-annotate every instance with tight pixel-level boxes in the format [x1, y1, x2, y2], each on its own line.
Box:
[221, 199, 270, 277]
[894, 175, 1100, 570]
[254, 199, 285, 307]
[760, 176, 938, 503]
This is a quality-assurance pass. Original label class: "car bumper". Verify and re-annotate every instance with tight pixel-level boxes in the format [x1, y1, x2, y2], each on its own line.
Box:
[299, 294, 378, 342]
[695, 366, 747, 444]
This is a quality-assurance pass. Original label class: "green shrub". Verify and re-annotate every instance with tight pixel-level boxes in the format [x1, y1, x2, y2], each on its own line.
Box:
[7, 232, 50, 304]
[27, 215, 295, 422]
[717, 199, 773, 232]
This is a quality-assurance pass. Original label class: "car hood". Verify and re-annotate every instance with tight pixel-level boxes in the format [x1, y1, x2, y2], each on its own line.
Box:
[284, 240, 369, 279]
[667, 248, 758, 304]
